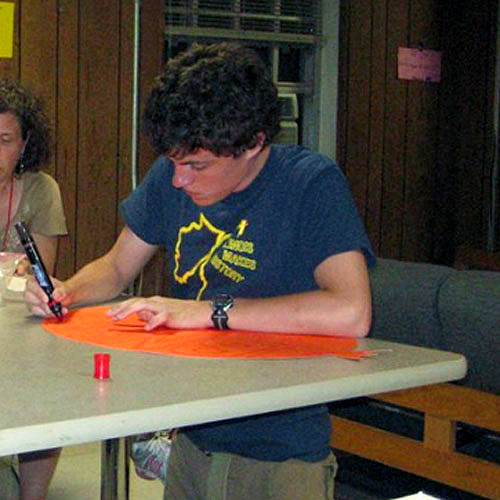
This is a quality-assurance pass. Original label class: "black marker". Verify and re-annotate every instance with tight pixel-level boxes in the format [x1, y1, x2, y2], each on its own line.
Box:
[15, 221, 63, 320]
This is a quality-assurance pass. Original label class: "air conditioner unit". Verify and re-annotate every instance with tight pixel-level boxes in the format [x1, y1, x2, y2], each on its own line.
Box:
[278, 93, 298, 120]
[274, 121, 299, 145]
[274, 93, 299, 145]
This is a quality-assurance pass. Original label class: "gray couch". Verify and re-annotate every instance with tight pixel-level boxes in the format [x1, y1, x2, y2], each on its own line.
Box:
[330, 258, 500, 499]
[369, 258, 500, 394]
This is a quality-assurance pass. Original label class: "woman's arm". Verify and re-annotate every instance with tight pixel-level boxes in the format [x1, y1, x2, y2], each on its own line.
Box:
[15, 232, 58, 276]
[32, 232, 58, 273]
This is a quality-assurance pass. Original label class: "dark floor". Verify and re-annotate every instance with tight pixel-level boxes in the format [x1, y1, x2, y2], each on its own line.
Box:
[335, 453, 490, 500]
[330, 398, 499, 500]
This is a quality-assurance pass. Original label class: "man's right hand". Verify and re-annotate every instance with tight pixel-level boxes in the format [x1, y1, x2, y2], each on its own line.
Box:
[24, 276, 69, 318]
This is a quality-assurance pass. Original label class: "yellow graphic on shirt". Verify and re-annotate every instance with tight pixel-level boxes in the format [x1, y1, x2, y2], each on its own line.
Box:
[174, 213, 257, 299]
[173, 213, 229, 297]
[236, 219, 248, 237]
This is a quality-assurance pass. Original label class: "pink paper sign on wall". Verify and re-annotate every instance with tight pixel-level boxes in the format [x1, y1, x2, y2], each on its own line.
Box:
[398, 47, 442, 83]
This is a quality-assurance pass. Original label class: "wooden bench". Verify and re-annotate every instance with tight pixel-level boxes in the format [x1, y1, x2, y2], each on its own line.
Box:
[330, 383, 500, 499]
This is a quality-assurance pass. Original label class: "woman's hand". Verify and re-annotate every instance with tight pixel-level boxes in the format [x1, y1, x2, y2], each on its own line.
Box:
[14, 256, 32, 276]
[107, 296, 212, 331]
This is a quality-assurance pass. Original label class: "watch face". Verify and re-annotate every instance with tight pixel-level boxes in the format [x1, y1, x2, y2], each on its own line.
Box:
[213, 294, 233, 310]
[211, 294, 233, 330]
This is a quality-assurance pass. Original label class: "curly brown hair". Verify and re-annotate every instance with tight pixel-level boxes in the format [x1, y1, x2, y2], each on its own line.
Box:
[143, 42, 281, 158]
[0, 79, 51, 172]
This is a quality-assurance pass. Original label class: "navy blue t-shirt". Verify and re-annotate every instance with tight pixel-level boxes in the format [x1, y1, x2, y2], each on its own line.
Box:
[120, 145, 375, 461]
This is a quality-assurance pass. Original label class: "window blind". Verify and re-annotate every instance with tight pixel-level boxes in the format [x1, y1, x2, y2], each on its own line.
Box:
[165, 0, 321, 44]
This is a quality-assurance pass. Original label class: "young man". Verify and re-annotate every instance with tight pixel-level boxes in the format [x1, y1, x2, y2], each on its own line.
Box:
[25, 42, 375, 500]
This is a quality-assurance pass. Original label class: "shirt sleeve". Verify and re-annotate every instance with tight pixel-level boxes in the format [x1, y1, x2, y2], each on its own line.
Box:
[297, 164, 376, 273]
[22, 172, 68, 236]
[120, 157, 175, 245]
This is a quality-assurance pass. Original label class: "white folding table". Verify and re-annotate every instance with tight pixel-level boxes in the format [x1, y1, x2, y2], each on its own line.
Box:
[0, 303, 466, 499]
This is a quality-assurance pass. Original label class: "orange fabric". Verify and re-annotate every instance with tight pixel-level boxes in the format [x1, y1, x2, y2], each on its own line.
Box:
[42, 305, 372, 360]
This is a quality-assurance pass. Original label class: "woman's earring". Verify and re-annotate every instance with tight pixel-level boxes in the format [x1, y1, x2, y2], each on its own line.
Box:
[14, 154, 26, 177]
[15, 131, 31, 178]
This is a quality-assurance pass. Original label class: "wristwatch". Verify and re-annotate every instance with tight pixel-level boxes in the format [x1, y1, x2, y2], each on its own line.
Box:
[211, 293, 234, 330]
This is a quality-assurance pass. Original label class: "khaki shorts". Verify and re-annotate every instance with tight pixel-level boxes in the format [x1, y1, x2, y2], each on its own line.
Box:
[164, 432, 337, 500]
[0, 456, 19, 500]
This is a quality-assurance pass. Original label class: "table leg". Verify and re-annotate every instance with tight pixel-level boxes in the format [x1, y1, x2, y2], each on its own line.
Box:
[100, 437, 130, 500]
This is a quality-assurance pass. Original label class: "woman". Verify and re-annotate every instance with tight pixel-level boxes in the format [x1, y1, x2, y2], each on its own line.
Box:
[0, 79, 67, 500]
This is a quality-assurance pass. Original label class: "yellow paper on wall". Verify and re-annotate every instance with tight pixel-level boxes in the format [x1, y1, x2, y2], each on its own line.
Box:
[0, 2, 15, 58]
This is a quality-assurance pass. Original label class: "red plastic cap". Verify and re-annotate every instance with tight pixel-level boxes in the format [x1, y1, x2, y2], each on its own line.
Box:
[93, 353, 111, 379]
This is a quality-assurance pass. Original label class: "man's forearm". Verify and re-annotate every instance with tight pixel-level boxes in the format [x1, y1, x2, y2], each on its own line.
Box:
[62, 255, 131, 306]
[227, 289, 371, 337]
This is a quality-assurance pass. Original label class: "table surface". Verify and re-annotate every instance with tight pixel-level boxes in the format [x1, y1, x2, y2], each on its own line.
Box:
[0, 302, 467, 456]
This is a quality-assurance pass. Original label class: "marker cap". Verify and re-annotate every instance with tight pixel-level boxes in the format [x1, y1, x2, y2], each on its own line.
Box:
[93, 353, 111, 380]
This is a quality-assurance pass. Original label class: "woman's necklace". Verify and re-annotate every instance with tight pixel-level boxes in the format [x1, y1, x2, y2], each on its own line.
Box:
[1, 176, 15, 252]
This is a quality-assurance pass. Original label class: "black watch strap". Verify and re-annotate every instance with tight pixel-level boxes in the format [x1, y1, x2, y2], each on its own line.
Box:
[211, 294, 234, 330]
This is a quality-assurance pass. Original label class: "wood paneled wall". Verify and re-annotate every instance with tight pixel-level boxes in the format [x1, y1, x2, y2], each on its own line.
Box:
[338, 0, 500, 264]
[2, 0, 499, 291]
[0, 0, 165, 291]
